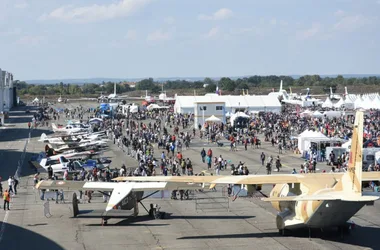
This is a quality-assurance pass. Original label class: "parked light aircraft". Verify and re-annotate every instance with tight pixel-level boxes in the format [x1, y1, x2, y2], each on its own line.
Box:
[52, 123, 89, 134]
[39, 132, 108, 147]
[32, 154, 109, 174]
[102, 83, 129, 101]
[117, 111, 380, 234]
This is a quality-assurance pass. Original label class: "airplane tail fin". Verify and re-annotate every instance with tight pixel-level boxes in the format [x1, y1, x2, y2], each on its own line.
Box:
[40, 133, 47, 141]
[51, 123, 58, 131]
[342, 111, 364, 194]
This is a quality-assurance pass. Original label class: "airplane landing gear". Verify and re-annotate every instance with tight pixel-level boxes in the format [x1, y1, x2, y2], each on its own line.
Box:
[278, 229, 290, 236]
[101, 218, 108, 226]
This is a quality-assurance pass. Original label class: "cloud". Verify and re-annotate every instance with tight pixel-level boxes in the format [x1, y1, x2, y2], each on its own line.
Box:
[125, 30, 137, 40]
[39, 0, 151, 23]
[198, 8, 233, 21]
[334, 10, 345, 17]
[296, 23, 321, 40]
[164, 16, 175, 25]
[17, 35, 45, 46]
[14, 3, 28, 9]
[205, 27, 220, 38]
[0, 28, 22, 37]
[333, 14, 372, 32]
[147, 30, 170, 41]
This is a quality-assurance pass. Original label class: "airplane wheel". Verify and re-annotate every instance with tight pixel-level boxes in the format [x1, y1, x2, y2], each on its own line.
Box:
[102, 218, 108, 226]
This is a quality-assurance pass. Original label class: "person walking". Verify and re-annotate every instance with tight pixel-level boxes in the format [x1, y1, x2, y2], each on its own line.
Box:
[3, 189, 10, 210]
[13, 176, 19, 195]
[260, 152, 266, 166]
[200, 148, 206, 163]
[7, 176, 14, 195]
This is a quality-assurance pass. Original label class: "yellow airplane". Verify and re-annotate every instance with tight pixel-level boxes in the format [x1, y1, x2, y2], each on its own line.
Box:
[117, 111, 380, 235]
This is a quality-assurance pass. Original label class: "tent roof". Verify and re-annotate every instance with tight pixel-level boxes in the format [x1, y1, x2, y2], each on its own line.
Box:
[312, 110, 323, 117]
[205, 115, 222, 122]
[298, 130, 328, 139]
[322, 97, 333, 108]
[333, 98, 345, 108]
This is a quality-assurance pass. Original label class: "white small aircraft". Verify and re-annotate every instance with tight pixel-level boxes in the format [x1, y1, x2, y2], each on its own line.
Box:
[39, 132, 108, 146]
[106, 83, 129, 101]
[52, 123, 90, 134]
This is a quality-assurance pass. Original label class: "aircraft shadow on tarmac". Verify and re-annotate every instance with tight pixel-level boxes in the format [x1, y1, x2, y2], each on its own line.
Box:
[0, 149, 39, 178]
[177, 225, 380, 249]
[0, 128, 53, 142]
[82, 213, 255, 227]
[0, 222, 64, 250]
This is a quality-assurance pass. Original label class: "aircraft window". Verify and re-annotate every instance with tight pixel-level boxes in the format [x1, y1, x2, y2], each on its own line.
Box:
[74, 162, 81, 169]
[46, 159, 60, 165]
[61, 157, 69, 163]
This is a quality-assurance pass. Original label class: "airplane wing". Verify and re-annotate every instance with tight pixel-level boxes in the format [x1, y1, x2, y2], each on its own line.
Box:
[36, 180, 204, 212]
[263, 193, 379, 202]
[114, 174, 304, 185]
[116, 172, 380, 185]
[362, 172, 380, 181]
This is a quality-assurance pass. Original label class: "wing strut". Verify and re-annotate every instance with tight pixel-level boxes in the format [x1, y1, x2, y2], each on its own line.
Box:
[138, 190, 160, 213]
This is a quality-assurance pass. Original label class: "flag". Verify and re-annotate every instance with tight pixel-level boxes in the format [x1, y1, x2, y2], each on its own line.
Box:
[216, 86, 219, 95]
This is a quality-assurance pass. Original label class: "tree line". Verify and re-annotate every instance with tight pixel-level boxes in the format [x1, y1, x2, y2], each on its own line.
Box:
[14, 75, 380, 96]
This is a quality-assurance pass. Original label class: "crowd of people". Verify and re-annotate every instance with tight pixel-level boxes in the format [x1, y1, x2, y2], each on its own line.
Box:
[31, 101, 380, 205]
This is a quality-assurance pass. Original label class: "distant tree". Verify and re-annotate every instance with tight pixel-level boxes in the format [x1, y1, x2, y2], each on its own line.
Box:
[205, 83, 217, 93]
[136, 78, 157, 91]
[219, 77, 236, 91]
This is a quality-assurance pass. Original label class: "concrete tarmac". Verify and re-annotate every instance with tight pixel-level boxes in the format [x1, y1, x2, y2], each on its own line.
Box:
[0, 101, 379, 250]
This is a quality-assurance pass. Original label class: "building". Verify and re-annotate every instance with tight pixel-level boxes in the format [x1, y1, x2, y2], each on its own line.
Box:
[194, 101, 226, 126]
[174, 94, 282, 118]
[0, 69, 14, 113]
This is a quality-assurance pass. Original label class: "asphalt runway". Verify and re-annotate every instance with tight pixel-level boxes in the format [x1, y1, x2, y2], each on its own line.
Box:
[0, 101, 379, 250]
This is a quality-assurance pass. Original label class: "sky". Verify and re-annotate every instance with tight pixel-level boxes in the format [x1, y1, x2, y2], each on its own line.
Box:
[0, 0, 380, 80]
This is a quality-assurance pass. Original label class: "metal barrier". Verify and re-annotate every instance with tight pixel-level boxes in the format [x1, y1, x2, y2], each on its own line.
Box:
[195, 196, 230, 212]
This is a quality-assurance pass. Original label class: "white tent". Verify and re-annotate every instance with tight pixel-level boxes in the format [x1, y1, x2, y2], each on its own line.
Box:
[147, 104, 161, 110]
[297, 130, 329, 153]
[344, 96, 355, 109]
[322, 97, 333, 108]
[300, 110, 313, 117]
[234, 112, 250, 118]
[33, 97, 39, 102]
[333, 98, 344, 109]
[312, 110, 323, 118]
[230, 112, 250, 126]
[205, 115, 222, 122]
[129, 105, 139, 113]
[323, 111, 342, 118]
[354, 97, 364, 109]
